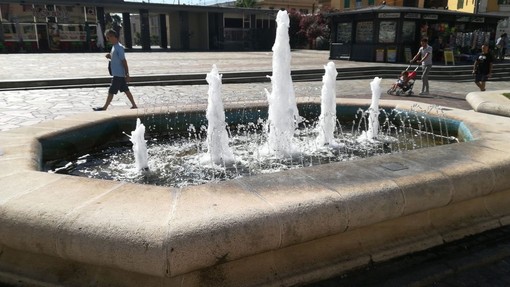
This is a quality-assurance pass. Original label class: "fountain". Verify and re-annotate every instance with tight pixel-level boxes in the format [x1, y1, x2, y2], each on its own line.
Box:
[1, 9, 510, 287]
[264, 10, 300, 157]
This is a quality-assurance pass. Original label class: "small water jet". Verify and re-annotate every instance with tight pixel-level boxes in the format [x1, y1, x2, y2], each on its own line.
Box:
[127, 118, 149, 171]
[358, 77, 382, 143]
[203, 64, 235, 166]
[316, 61, 340, 147]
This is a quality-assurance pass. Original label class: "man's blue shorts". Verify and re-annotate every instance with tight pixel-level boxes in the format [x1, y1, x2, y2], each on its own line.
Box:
[109, 76, 130, 94]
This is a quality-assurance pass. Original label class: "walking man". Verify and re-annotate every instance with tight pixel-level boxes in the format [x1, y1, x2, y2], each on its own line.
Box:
[496, 33, 507, 61]
[411, 38, 433, 95]
[473, 44, 494, 92]
[94, 29, 138, 111]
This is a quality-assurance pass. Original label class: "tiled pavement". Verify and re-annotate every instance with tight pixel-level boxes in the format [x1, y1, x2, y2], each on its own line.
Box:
[1, 51, 509, 286]
[1, 51, 508, 131]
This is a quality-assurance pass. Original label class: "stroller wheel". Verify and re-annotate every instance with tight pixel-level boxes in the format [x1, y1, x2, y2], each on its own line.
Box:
[387, 88, 394, 95]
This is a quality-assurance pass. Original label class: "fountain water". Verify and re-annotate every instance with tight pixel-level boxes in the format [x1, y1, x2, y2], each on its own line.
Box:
[128, 118, 149, 171]
[42, 11, 458, 188]
[358, 77, 382, 142]
[316, 61, 339, 147]
[203, 64, 234, 166]
[264, 10, 300, 157]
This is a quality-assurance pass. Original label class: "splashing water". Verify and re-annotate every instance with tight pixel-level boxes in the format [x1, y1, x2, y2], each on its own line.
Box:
[264, 10, 300, 157]
[316, 61, 339, 147]
[203, 64, 235, 166]
[358, 77, 382, 142]
[129, 118, 149, 171]
[42, 12, 461, 188]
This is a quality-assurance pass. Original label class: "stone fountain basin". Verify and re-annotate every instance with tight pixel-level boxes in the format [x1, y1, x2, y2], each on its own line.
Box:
[1, 98, 510, 287]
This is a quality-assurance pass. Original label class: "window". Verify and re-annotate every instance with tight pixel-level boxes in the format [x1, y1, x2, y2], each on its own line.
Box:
[379, 21, 396, 43]
[336, 22, 352, 43]
[498, 0, 509, 4]
[356, 21, 373, 43]
[457, 0, 463, 9]
[225, 18, 243, 28]
[402, 21, 415, 42]
[368, 0, 375, 5]
[344, 0, 350, 8]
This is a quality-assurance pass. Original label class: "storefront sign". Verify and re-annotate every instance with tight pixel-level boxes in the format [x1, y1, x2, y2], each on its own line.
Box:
[472, 17, 485, 23]
[456, 16, 470, 22]
[422, 14, 438, 20]
[32, 7, 69, 19]
[404, 13, 420, 19]
[378, 13, 400, 18]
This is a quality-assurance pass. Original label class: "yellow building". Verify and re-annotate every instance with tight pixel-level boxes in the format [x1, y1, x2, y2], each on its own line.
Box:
[447, 0, 508, 14]
[447, 0, 510, 44]
[329, 0, 448, 11]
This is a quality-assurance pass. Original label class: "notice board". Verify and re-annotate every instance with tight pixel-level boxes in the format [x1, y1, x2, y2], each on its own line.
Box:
[444, 48, 455, 65]
[387, 48, 397, 62]
[376, 48, 385, 62]
[404, 47, 413, 63]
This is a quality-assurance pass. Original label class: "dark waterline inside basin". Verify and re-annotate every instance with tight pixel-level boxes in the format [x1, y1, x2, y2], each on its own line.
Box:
[40, 103, 468, 188]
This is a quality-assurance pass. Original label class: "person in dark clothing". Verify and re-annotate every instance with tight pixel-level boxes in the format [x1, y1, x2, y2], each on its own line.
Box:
[472, 44, 494, 92]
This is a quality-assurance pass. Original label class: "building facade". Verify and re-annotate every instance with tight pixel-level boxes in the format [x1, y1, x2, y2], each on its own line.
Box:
[328, 5, 506, 63]
[0, 0, 278, 53]
[330, 0, 449, 11]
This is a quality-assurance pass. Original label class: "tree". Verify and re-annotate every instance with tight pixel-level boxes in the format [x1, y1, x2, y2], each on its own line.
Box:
[235, 0, 256, 8]
[288, 9, 307, 49]
[299, 13, 330, 49]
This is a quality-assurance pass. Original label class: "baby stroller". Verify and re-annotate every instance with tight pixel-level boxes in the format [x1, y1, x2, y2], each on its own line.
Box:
[387, 65, 419, 96]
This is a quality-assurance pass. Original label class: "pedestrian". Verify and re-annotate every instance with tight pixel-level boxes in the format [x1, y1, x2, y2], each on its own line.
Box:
[411, 38, 433, 95]
[93, 29, 137, 111]
[496, 33, 507, 61]
[472, 44, 494, 92]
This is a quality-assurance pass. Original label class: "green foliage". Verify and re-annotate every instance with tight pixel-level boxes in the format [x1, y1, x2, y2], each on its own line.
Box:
[288, 9, 307, 49]
[235, 0, 256, 7]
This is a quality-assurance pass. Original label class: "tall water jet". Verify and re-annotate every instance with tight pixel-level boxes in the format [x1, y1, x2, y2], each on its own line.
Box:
[204, 64, 235, 166]
[316, 61, 338, 147]
[358, 77, 382, 142]
[265, 10, 300, 157]
[129, 118, 149, 171]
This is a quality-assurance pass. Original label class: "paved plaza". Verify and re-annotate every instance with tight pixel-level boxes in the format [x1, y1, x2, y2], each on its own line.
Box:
[1, 50, 508, 132]
[1, 51, 510, 286]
